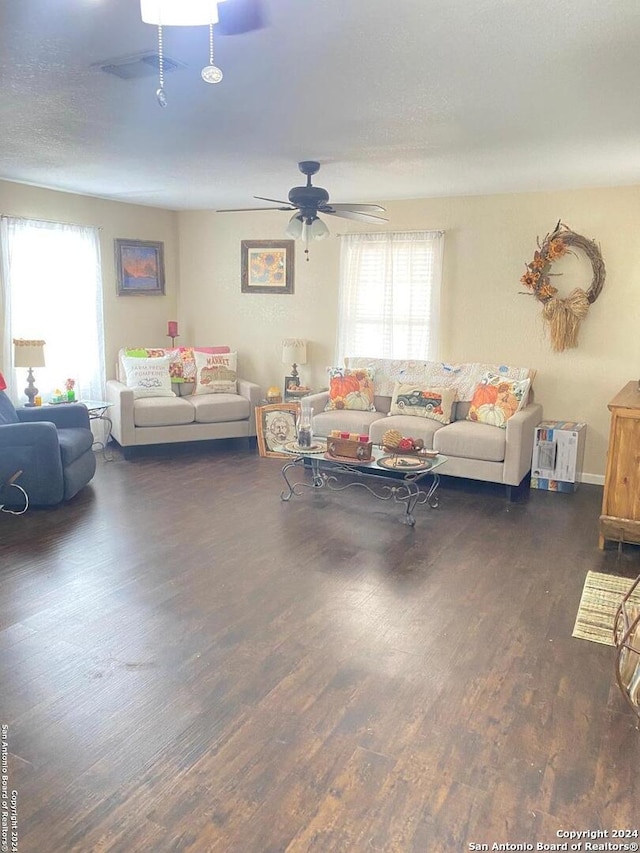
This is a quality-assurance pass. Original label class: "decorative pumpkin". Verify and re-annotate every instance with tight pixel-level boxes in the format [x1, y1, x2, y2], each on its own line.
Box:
[470, 383, 498, 408]
[344, 390, 372, 411]
[496, 390, 520, 417]
[474, 403, 507, 427]
[383, 428, 403, 447]
[330, 374, 360, 399]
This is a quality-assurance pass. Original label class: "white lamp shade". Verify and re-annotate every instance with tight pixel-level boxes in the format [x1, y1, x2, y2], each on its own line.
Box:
[282, 339, 307, 366]
[13, 339, 46, 368]
[285, 214, 304, 240]
[308, 217, 330, 240]
[141, 0, 220, 26]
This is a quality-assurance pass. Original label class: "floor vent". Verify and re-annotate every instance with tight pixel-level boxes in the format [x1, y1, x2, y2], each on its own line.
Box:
[94, 52, 187, 81]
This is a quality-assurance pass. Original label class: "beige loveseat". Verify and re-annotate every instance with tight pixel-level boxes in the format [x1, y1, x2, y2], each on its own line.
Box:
[106, 347, 261, 458]
[304, 357, 542, 498]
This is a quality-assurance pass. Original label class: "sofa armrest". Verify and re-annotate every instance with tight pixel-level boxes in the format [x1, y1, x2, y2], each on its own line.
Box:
[502, 402, 543, 486]
[237, 378, 262, 436]
[106, 379, 136, 447]
[0, 421, 65, 504]
[17, 403, 90, 429]
[303, 391, 329, 417]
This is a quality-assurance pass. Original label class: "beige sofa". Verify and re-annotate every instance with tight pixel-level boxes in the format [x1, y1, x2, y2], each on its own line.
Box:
[106, 347, 261, 458]
[304, 357, 542, 498]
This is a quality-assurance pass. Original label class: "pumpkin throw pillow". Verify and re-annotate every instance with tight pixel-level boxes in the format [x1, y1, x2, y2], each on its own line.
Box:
[122, 356, 176, 399]
[389, 382, 456, 424]
[467, 372, 531, 429]
[324, 367, 376, 412]
[193, 351, 238, 394]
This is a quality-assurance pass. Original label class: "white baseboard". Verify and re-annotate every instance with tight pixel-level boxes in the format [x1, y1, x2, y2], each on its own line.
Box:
[580, 472, 605, 486]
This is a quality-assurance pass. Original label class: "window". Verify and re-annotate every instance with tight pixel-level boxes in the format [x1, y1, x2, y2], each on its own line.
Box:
[1, 216, 105, 402]
[336, 230, 444, 364]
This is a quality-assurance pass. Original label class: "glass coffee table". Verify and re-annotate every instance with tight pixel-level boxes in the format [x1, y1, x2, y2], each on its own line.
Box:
[279, 442, 447, 526]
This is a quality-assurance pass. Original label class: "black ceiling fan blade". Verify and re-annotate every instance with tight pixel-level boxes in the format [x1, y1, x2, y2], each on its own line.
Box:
[254, 195, 293, 206]
[322, 203, 387, 214]
[216, 0, 266, 35]
[217, 206, 294, 212]
[323, 210, 389, 224]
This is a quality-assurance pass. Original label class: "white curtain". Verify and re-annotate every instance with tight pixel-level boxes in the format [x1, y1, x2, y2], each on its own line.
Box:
[1, 217, 105, 404]
[336, 230, 444, 365]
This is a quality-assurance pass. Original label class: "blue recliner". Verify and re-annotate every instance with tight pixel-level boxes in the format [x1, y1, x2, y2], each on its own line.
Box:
[0, 390, 96, 508]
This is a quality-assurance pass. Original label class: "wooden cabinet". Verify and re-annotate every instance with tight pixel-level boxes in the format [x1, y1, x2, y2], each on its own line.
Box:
[599, 381, 640, 549]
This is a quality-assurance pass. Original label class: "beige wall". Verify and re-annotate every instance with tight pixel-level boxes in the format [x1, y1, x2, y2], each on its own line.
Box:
[0, 180, 179, 377]
[179, 185, 640, 482]
[1, 177, 637, 480]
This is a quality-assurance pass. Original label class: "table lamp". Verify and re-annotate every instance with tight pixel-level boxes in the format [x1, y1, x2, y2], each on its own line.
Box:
[13, 338, 46, 407]
[282, 338, 307, 388]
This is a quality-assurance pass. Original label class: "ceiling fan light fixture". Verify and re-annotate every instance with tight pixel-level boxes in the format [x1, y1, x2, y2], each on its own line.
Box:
[309, 216, 330, 241]
[140, 0, 220, 26]
[141, 0, 225, 104]
[285, 214, 304, 240]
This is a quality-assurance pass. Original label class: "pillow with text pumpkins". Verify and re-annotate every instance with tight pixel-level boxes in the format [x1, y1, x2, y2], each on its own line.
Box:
[122, 356, 176, 399]
[324, 367, 376, 412]
[467, 372, 531, 429]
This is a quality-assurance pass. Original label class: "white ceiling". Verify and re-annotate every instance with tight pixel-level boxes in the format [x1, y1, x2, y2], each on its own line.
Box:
[1, 0, 640, 212]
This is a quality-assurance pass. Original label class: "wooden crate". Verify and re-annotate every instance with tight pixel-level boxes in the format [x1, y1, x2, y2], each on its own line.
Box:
[326, 436, 373, 461]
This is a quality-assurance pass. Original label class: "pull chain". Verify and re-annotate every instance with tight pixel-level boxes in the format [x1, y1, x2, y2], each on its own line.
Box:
[156, 25, 167, 107]
[201, 23, 223, 84]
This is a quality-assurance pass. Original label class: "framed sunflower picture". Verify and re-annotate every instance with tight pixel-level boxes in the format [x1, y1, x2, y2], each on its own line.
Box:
[241, 240, 294, 294]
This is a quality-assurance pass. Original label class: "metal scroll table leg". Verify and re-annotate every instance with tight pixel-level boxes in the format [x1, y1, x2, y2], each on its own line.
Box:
[280, 457, 300, 501]
[280, 456, 326, 501]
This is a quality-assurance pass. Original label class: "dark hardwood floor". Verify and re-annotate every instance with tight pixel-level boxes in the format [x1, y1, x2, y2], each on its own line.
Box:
[1, 441, 639, 852]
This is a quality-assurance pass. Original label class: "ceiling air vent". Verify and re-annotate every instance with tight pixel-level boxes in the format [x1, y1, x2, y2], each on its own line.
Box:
[94, 52, 186, 81]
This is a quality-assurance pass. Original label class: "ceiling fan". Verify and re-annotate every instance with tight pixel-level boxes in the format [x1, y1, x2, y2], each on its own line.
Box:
[218, 161, 388, 258]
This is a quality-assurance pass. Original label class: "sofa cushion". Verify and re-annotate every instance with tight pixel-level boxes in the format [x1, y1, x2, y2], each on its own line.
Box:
[370, 415, 444, 449]
[325, 367, 376, 412]
[389, 382, 456, 424]
[193, 351, 238, 395]
[467, 372, 531, 429]
[57, 427, 95, 466]
[122, 356, 176, 399]
[313, 409, 382, 437]
[433, 420, 506, 462]
[133, 397, 195, 427]
[190, 394, 250, 424]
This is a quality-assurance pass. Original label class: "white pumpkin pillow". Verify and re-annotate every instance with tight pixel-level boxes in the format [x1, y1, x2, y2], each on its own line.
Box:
[122, 356, 176, 399]
[467, 372, 531, 429]
[193, 351, 237, 394]
[389, 382, 456, 424]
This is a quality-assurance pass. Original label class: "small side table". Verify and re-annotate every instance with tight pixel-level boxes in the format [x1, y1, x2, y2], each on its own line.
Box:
[284, 387, 314, 402]
[79, 400, 113, 461]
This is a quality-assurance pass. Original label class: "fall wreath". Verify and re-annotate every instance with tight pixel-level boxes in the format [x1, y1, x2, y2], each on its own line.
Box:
[520, 221, 605, 352]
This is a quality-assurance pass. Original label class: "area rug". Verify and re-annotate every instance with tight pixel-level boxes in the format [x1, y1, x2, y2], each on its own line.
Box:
[572, 571, 640, 646]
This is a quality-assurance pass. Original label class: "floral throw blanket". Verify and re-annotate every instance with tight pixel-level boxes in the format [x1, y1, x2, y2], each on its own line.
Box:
[344, 357, 535, 402]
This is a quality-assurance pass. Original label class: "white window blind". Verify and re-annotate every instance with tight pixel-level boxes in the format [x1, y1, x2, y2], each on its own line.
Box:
[1, 217, 105, 403]
[336, 230, 444, 364]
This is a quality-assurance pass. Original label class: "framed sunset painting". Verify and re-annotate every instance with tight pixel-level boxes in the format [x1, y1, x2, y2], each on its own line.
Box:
[241, 240, 294, 294]
[115, 239, 165, 295]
